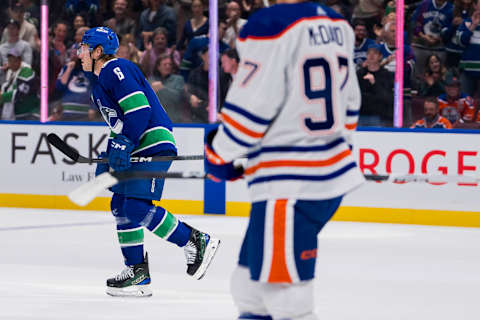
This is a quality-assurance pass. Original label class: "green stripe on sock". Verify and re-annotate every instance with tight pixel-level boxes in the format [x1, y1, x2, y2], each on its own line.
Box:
[153, 211, 178, 239]
[117, 228, 144, 245]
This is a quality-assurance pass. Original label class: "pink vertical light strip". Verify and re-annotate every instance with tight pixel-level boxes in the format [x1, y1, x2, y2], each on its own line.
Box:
[40, 1, 49, 122]
[394, 0, 404, 127]
[208, 0, 218, 123]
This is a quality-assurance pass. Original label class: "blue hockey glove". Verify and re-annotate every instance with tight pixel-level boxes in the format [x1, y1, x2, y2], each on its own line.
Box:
[108, 135, 135, 171]
[204, 128, 244, 181]
[95, 152, 109, 177]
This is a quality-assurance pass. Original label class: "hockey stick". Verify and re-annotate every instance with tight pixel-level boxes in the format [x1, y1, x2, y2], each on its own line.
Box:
[47, 133, 204, 163]
[68, 171, 208, 206]
[68, 171, 480, 207]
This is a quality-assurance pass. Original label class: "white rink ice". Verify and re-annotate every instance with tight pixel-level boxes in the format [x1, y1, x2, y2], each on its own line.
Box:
[1, 208, 480, 320]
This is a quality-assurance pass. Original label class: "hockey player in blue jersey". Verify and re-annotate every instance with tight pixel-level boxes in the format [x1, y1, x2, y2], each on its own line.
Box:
[204, 0, 364, 319]
[77, 26, 220, 297]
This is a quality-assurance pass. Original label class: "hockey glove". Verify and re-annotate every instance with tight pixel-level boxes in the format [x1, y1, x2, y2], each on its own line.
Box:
[108, 135, 135, 171]
[95, 152, 109, 177]
[204, 128, 244, 181]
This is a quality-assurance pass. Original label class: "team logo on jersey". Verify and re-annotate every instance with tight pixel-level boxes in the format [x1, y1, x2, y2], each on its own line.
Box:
[97, 99, 123, 134]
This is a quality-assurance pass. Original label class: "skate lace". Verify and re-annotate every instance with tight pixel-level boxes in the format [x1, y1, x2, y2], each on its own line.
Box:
[115, 266, 135, 281]
[184, 240, 197, 265]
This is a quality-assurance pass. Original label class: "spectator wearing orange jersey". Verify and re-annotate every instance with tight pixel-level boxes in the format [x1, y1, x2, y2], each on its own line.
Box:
[412, 96, 453, 129]
[437, 70, 477, 126]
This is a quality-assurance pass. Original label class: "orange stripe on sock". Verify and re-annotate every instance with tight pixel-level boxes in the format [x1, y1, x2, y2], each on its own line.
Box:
[345, 123, 357, 130]
[245, 149, 351, 175]
[221, 112, 264, 138]
[268, 199, 292, 283]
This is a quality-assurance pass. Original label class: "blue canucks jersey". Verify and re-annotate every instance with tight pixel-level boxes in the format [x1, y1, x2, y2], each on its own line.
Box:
[91, 58, 177, 157]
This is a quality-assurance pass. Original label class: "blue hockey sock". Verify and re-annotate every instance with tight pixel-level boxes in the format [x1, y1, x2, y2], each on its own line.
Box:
[147, 206, 191, 247]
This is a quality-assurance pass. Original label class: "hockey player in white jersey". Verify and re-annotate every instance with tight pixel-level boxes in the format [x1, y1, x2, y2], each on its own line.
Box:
[204, 1, 364, 319]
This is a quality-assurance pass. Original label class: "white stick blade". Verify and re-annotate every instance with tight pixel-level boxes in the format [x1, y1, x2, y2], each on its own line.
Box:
[68, 172, 119, 206]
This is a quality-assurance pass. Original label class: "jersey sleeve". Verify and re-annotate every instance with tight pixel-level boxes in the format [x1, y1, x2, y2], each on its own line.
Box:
[212, 23, 288, 162]
[342, 22, 361, 144]
[102, 61, 151, 145]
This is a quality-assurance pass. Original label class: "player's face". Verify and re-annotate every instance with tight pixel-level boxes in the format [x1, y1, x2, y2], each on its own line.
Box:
[77, 44, 93, 72]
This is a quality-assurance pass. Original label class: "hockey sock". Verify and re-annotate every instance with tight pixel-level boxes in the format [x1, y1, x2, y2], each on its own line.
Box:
[123, 197, 191, 247]
[148, 206, 191, 247]
[111, 194, 145, 266]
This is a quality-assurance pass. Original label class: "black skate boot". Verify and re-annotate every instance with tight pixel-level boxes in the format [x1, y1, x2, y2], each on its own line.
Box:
[106, 252, 152, 297]
[184, 226, 220, 280]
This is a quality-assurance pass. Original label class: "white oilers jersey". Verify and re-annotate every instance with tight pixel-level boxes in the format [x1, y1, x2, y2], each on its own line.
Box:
[212, 2, 365, 202]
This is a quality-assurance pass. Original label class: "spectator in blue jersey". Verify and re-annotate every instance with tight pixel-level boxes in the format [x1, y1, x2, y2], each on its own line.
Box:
[148, 54, 188, 123]
[179, 19, 229, 81]
[418, 53, 447, 97]
[410, 0, 453, 78]
[77, 26, 219, 297]
[55, 44, 97, 121]
[442, 0, 474, 69]
[411, 96, 452, 128]
[353, 20, 376, 70]
[140, 27, 181, 78]
[457, 0, 480, 98]
[357, 43, 395, 127]
[176, 0, 209, 51]
[137, 0, 177, 50]
[352, 0, 384, 39]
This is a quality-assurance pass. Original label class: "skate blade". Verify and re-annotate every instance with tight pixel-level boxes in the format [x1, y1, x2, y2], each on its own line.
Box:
[106, 284, 152, 297]
[192, 237, 221, 280]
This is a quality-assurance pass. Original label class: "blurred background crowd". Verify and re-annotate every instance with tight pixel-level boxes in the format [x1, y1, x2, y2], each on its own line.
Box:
[0, 0, 480, 129]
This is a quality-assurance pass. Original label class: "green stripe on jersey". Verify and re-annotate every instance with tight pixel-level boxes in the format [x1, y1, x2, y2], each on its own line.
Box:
[152, 210, 178, 239]
[118, 92, 150, 113]
[117, 228, 144, 245]
[132, 127, 176, 154]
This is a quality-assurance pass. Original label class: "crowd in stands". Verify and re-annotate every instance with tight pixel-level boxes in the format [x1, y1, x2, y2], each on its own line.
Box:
[0, 0, 480, 129]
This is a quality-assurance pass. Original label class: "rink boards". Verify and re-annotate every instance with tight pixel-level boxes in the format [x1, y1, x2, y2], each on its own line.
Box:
[1, 122, 480, 227]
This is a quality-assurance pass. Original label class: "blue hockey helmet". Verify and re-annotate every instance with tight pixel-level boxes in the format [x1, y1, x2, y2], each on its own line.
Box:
[81, 27, 119, 55]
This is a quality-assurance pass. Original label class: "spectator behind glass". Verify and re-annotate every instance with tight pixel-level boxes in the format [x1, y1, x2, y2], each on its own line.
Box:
[118, 34, 141, 64]
[457, 0, 480, 98]
[185, 46, 209, 123]
[105, 0, 136, 40]
[148, 54, 188, 123]
[65, 0, 99, 26]
[52, 21, 69, 68]
[18, 0, 40, 29]
[437, 70, 478, 126]
[220, 48, 239, 107]
[443, 0, 474, 69]
[2, 2, 39, 51]
[54, 46, 97, 121]
[241, 0, 265, 18]
[0, 47, 39, 120]
[357, 44, 395, 127]
[410, 0, 453, 78]
[223, 1, 246, 48]
[352, 0, 384, 39]
[176, 0, 209, 51]
[140, 27, 181, 78]
[137, 0, 177, 50]
[380, 22, 416, 125]
[411, 96, 452, 128]
[66, 14, 87, 47]
[419, 53, 447, 97]
[353, 20, 376, 70]
[0, 19, 32, 83]
[180, 19, 229, 81]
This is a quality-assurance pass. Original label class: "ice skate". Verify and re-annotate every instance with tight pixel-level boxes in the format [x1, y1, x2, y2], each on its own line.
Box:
[184, 227, 220, 280]
[106, 252, 152, 297]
